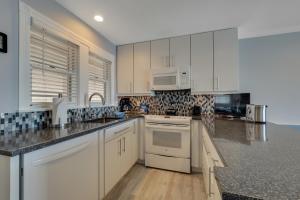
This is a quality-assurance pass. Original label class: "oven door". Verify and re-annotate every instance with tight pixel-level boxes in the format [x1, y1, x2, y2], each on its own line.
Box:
[145, 122, 190, 158]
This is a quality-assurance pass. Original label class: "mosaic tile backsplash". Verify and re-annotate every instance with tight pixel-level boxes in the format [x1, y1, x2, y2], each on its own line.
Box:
[0, 90, 214, 133]
[0, 111, 52, 134]
[0, 106, 118, 134]
[67, 106, 118, 123]
[119, 90, 215, 116]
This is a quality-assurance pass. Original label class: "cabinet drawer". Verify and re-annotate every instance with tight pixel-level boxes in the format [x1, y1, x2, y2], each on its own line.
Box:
[202, 126, 224, 167]
[105, 121, 134, 142]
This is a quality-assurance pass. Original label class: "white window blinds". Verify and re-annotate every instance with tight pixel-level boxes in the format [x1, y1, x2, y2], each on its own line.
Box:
[30, 20, 79, 104]
[88, 52, 112, 104]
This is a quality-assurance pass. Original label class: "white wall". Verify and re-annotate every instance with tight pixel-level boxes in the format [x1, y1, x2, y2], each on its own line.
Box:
[239, 32, 300, 125]
[0, 0, 19, 113]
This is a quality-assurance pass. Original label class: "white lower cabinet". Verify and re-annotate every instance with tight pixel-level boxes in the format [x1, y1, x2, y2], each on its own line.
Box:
[104, 120, 138, 195]
[131, 120, 139, 165]
[191, 120, 202, 171]
[104, 133, 123, 194]
[202, 126, 224, 200]
[0, 155, 19, 200]
[23, 132, 99, 200]
[138, 118, 145, 161]
[98, 130, 105, 200]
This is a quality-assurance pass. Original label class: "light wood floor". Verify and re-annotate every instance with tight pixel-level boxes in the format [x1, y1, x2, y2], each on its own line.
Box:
[104, 164, 207, 200]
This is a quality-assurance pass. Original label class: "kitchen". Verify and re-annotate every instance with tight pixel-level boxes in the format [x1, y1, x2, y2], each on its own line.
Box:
[0, 0, 300, 200]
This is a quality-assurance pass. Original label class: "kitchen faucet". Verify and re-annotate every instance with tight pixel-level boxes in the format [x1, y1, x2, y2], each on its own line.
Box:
[88, 92, 105, 106]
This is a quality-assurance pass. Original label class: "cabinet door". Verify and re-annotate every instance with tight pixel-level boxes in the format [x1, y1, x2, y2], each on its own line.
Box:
[150, 38, 170, 69]
[202, 145, 210, 196]
[131, 120, 139, 165]
[214, 28, 239, 91]
[134, 42, 151, 94]
[138, 118, 145, 161]
[170, 35, 190, 70]
[24, 133, 98, 200]
[191, 120, 201, 171]
[98, 130, 105, 200]
[105, 137, 122, 195]
[191, 32, 214, 93]
[117, 44, 134, 95]
[120, 132, 132, 177]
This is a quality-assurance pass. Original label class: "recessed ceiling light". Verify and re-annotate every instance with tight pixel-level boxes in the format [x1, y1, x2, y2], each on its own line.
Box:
[94, 15, 104, 22]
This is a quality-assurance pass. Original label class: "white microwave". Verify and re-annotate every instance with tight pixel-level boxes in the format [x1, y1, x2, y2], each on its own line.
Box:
[150, 68, 190, 91]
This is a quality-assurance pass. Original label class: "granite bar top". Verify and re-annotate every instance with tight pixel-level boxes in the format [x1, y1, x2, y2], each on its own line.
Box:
[0, 116, 142, 157]
[201, 116, 300, 200]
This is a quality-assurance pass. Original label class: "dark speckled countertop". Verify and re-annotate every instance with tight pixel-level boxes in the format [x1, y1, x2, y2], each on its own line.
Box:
[200, 116, 300, 200]
[0, 116, 142, 157]
[1, 114, 299, 199]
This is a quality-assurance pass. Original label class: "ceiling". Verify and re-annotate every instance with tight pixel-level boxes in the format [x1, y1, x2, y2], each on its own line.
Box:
[55, 0, 300, 45]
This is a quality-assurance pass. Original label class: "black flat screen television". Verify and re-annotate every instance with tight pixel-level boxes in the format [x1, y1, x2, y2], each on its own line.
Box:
[215, 93, 250, 117]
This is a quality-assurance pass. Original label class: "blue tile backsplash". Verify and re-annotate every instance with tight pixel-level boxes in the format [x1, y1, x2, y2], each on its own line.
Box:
[0, 106, 118, 134]
[0, 111, 52, 134]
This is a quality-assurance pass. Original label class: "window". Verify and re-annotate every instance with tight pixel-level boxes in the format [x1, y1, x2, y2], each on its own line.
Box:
[88, 52, 112, 104]
[30, 20, 79, 105]
[19, 2, 116, 110]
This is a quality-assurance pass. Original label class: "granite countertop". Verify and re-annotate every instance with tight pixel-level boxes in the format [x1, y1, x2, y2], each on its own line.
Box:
[201, 116, 300, 200]
[0, 116, 142, 157]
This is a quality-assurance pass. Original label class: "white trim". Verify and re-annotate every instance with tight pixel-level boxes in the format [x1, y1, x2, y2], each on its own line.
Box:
[19, 1, 116, 111]
[19, 2, 32, 111]
[0, 155, 20, 200]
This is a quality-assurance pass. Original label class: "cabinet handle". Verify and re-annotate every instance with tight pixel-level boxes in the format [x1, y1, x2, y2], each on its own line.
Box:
[165, 56, 167, 67]
[123, 137, 126, 152]
[130, 82, 133, 93]
[119, 139, 122, 155]
[209, 167, 214, 197]
[191, 80, 195, 90]
[213, 159, 219, 165]
[214, 77, 219, 90]
[147, 81, 150, 91]
[172, 55, 175, 67]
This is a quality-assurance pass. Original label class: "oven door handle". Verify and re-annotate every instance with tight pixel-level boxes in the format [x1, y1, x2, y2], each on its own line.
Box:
[145, 124, 190, 131]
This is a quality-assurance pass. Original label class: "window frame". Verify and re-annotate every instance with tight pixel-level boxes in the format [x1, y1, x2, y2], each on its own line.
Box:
[30, 22, 79, 106]
[19, 2, 116, 111]
[88, 52, 112, 106]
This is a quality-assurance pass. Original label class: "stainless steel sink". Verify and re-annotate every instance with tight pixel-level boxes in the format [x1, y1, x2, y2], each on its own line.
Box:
[83, 117, 120, 124]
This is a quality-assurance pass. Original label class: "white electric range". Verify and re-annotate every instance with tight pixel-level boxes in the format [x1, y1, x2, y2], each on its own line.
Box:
[144, 115, 191, 173]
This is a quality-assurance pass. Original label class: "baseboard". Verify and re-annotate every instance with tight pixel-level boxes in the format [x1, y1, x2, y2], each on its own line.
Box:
[192, 167, 202, 173]
[137, 159, 145, 165]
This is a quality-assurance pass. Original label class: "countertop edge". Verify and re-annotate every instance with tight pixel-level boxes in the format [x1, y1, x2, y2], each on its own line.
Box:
[1, 116, 143, 157]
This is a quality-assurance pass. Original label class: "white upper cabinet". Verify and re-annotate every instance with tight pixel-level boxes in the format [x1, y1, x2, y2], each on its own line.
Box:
[170, 35, 190, 71]
[213, 28, 239, 92]
[150, 38, 170, 69]
[191, 32, 214, 93]
[117, 44, 134, 95]
[117, 28, 239, 95]
[134, 42, 151, 94]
